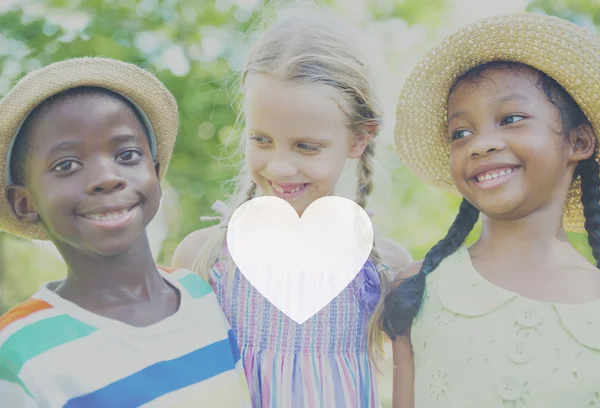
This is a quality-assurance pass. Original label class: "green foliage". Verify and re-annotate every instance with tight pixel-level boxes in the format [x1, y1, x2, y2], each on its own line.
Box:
[0, 0, 598, 309]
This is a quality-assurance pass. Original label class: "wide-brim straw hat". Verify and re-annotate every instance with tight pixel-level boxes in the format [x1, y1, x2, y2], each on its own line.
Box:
[394, 12, 600, 233]
[0, 57, 179, 240]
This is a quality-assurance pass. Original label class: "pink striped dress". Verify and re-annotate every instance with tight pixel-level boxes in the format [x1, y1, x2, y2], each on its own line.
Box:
[209, 254, 383, 408]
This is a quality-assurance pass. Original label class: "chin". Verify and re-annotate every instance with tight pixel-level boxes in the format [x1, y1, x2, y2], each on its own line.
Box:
[475, 200, 527, 221]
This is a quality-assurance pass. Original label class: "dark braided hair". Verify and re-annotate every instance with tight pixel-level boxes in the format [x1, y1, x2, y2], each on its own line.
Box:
[380, 61, 600, 340]
[579, 156, 600, 267]
[381, 199, 479, 339]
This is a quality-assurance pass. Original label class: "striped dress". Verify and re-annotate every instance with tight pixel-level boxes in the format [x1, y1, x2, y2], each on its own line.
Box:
[210, 256, 384, 408]
[0, 268, 251, 408]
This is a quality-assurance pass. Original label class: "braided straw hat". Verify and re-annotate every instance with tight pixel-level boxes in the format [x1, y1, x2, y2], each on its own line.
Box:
[394, 13, 600, 233]
[0, 57, 179, 240]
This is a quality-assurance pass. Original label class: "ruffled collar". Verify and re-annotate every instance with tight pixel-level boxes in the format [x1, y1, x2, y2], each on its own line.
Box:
[435, 246, 600, 350]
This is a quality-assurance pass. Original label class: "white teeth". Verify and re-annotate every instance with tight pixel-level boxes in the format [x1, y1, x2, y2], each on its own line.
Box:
[476, 167, 517, 182]
[272, 183, 304, 194]
[86, 209, 129, 221]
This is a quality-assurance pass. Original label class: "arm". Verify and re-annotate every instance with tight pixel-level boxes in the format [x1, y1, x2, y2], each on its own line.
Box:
[171, 225, 222, 270]
[389, 261, 422, 408]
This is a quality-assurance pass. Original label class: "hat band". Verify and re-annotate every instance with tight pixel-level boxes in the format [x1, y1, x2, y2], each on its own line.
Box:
[5, 92, 158, 186]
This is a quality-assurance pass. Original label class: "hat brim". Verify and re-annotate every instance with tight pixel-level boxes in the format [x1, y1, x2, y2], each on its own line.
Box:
[394, 13, 600, 233]
[0, 57, 179, 240]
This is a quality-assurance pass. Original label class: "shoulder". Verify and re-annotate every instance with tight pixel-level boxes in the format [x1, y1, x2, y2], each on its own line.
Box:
[0, 298, 58, 364]
[390, 260, 424, 289]
[374, 235, 413, 273]
[171, 225, 223, 269]
[0, 298, 54, 336]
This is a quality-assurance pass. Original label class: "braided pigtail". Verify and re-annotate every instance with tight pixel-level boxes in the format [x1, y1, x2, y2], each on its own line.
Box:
[578, 156, 600, 267]
[380, 199, 480, 340]
[355, 138, 382, 262]
[244, 181, 257, 203]
[356, 139, 375, 210]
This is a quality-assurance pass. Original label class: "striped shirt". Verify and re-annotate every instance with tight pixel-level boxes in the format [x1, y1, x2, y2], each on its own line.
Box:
[0, 268, 251, 408]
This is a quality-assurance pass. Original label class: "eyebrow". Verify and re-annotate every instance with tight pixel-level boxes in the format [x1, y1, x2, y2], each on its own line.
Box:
[47, 134, 138, 157]
[448, 93, 531, 123]
[249, 129, 329, 144]
[495, 93, 530, 104]
[47, 140, 82, 157]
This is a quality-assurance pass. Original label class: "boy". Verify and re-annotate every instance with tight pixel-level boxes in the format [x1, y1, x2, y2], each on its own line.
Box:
[0, 58, 250, 407]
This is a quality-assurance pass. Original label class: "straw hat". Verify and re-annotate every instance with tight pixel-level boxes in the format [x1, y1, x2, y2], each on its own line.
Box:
[0, 57, 179, 240]
[394, 13, 600, 232]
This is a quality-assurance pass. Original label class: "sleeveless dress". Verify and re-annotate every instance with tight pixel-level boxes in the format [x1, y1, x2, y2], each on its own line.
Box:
[411, 245, 600, 407]
[209, 255, 385, 408]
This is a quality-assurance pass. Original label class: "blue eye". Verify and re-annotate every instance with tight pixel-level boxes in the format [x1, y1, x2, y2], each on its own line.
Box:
[450, 129, 473, 141]
[297, 143, 320, 152]
[250, 136, 270, 144]
[501, 114, 525, 125]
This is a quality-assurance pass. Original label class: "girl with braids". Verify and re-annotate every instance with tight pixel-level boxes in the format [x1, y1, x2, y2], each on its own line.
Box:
[172, 4, 411, 408]
[379, 13, 600, 408]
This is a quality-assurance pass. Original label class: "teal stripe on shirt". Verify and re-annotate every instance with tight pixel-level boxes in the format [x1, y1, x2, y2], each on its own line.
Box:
[0, 314, 97, 381]
[178, 274, 213, 299]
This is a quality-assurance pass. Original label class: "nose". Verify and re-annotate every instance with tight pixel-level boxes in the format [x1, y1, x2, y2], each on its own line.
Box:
[468, 130, 506, 157]
[86, 158, 126, 194]
[266, 153, 298, 179]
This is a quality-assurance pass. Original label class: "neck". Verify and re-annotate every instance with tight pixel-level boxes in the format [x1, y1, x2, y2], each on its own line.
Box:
[53, 233, 165, 307]
[476, 200, 570, 260]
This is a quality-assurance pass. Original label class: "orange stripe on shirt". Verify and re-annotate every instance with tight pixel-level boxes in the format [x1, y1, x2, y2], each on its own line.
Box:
[0, 299, 53, 331]
[158, 265, 178, 274]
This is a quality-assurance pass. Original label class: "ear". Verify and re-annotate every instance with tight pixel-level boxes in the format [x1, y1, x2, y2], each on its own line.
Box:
[6, 185, 40, 224]
[567, 124, 596, 162]
[348, 121, 378, 159]
[154, 161, 163, 196]
[154, 161, 161, 178]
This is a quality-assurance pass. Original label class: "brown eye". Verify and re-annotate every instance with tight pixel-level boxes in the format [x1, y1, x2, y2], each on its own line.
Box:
[52, 160, 81, 172]
[450, 129, 473, 141]
[501, 114, 525, 126]
[116, 150, 141, 162]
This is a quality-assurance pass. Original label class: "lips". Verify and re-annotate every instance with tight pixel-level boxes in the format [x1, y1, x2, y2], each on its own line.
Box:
[79, 203, 139, 220]
[474, 166, 518, 182]
[469, 163, 521, 182]
[468, 163, 521, 190]
[266, 180, 310, 200]
[270, 182, 307, 194]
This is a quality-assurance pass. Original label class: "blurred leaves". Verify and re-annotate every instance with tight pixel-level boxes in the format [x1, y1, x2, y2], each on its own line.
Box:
[0, 0, 599, 311]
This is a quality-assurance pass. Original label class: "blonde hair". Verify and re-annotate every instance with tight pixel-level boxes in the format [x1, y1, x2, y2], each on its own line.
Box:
[191, 1, 390, 367]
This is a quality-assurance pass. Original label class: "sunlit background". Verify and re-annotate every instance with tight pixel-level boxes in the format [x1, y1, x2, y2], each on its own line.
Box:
[0, 0, 598, 405]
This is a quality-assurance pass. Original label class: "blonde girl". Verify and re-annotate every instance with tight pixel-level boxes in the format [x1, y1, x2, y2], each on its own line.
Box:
[173, 4, 411, 408]
[380, 13, 600, 408]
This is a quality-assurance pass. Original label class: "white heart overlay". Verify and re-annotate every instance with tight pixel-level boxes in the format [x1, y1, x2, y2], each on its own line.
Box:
[226, 196, 374, 324]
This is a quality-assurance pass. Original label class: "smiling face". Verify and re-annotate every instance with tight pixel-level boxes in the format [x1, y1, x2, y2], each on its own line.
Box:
[8, 89, 161, 257]
[243, 74, 367, 216]
[446, 66, 578, 221]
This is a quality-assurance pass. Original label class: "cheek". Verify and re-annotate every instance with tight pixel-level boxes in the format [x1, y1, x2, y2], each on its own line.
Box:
[246, 145, 269, 173]
[448, 147, 464, 182]
[303, 153, 344, 185]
